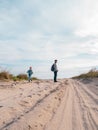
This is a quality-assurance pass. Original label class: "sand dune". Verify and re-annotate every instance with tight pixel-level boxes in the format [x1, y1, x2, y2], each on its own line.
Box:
[0, 79, 98, 130]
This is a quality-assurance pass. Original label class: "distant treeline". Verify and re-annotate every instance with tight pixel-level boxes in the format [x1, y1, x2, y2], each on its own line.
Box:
[73, 68, 98, 79]
[0, 70, 38, 81]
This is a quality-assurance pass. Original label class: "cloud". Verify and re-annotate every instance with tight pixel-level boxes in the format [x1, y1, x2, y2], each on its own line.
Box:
[0, 0, 98, 78]
[74, 0, 98, 37]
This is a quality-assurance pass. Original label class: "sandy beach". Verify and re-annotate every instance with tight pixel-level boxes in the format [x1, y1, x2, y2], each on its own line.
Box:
[0, 78, 98, 130]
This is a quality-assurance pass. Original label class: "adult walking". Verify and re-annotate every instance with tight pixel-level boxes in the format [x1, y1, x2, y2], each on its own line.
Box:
[27, 66, 33, 82]
[51, 60, 58, 82]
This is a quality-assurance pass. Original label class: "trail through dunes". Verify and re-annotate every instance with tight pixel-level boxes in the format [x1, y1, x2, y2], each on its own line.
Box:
[0, 79, 98, 130]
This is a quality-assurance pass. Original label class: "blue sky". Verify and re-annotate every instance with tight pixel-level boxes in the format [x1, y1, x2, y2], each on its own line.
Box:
[0, 0, 98, 79]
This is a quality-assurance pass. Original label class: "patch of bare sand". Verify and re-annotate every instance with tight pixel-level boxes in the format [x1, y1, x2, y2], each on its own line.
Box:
[0, 79, 98, 130]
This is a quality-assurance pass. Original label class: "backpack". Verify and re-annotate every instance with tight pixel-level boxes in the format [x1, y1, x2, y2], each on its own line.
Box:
[51, 64, 54, 71]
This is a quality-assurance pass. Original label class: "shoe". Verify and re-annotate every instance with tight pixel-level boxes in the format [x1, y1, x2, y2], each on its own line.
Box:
[54, 81, 57, 82]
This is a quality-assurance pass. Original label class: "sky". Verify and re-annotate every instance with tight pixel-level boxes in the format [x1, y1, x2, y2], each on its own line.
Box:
[0, 0, 98, 79]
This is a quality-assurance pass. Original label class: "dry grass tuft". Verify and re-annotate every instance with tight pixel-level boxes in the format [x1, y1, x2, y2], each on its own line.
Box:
[17, 74, 28, 80]
[73, 68, 98, 79]
[0, 71, 13, 80]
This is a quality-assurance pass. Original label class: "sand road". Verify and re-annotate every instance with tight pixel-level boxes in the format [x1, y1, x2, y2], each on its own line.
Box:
[0, 79, 98, 130]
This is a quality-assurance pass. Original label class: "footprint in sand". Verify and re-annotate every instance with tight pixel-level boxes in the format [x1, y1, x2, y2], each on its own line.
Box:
[35, 81, 40, 85]
[58, 98, 61, 101]
[3, 121, 5, 124]
[39, 90, 42, 92]
[54, 97, 57, 99]
[45, 94, 48, 97]
[19, 100, 29, 107]
[38, 114, 42, 117]
[40, 124, 43, 127]
[35, 125, 38, 127]
[47, 104, 51, 108]
[28, 95, 32, 98]
[17, 117, 21, 120]
[64, 80, 68, 84]
[19, 93, 23, 97]
[37, 94, 41, 96]
[22, 101, 29, 104]
[19, 88, 24, 90]
[20, 114, 24, 117]
[28, 125, 32, 130]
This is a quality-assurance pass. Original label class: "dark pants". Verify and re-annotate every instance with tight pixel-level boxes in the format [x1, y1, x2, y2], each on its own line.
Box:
[28, 74, 32, 82]
[54, 71, 57, 82]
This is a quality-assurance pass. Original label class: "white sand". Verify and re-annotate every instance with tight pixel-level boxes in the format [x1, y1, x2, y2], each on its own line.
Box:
[0, 79, 98, 130]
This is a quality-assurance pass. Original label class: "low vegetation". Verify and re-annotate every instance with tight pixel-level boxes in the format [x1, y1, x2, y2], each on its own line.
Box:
[0, 71, 13, 80]
[0, 69, 38, 81]
[31, 77, 38, 80]
[17, 74, 28, 80]
[73, 68, 98, 79]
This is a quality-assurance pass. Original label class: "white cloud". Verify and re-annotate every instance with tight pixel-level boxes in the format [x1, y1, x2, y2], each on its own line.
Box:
[0, 0, 98, 78]
[74, 0, 98, 37]
[0, 41, 21, 62]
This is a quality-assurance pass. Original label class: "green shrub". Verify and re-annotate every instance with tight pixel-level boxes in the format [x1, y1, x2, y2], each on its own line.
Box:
[17, 74, 28, 80]
[12, 76, 19, 81]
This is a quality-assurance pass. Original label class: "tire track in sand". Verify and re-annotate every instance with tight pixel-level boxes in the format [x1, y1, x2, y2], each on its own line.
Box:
[72, 80, 98, 130]
[45, 79, 98, 130]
